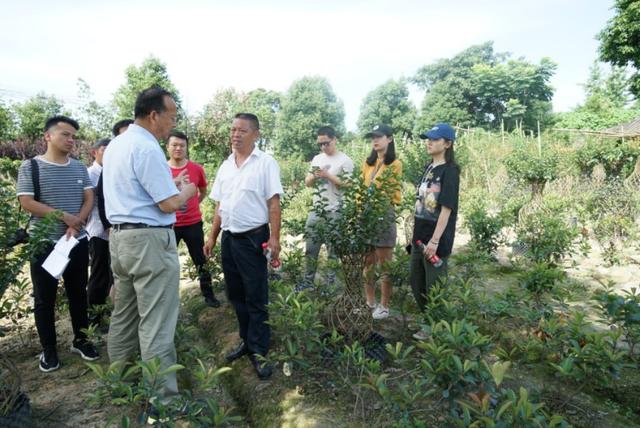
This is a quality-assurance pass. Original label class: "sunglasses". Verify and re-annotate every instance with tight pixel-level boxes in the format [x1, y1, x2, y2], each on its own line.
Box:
[318, 141, 332, 147]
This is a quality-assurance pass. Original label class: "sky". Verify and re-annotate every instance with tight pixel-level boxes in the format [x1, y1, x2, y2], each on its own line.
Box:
[0, 0, 616, 131]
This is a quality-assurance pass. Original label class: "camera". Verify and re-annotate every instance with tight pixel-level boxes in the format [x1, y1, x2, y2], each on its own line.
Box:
[8, 228, 29, 247]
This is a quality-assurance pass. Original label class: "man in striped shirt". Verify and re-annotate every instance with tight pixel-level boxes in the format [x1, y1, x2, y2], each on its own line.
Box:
[17, 115, 100, 372]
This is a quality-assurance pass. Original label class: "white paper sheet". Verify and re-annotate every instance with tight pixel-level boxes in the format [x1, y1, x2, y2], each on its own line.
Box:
[42, 235, 80, 279]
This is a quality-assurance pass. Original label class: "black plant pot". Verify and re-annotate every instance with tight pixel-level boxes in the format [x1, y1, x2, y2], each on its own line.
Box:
[0, 392, 32, 428]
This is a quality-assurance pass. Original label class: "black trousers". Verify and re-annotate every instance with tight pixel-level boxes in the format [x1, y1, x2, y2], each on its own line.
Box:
[88, 237, 113, 311]
[221, 225, 270, 356]
[174, 221, 214, 299]
[30, 238, 90, 351]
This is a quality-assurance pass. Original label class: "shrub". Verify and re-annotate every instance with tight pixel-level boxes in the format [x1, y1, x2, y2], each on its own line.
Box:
[593, 283, 640, 359]
[504, 142, 558, 195]
[515, 199, 578, 265]
[574, 138, 640, 178]
[583, 178, 639, 265]
[520, 262, 565, 309]
[464, 204, 505, 255]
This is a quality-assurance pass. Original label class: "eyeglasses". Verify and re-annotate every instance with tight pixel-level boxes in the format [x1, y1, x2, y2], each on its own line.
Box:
[318, 141, 331, 147]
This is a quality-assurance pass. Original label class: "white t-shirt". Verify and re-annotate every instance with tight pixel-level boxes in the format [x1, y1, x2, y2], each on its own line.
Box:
[210, 146, 283, 233]
[310, 151, 354, 211]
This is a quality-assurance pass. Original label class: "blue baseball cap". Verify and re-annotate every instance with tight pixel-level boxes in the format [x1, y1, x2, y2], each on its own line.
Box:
[420, 123, 456, 142]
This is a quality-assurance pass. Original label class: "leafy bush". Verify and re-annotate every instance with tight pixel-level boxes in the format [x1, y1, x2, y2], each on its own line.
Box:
[515, 200, 578, 265]
[574, 138, 640, 178]
[464, 203, 505, 254]
[417, 319, 493, 409]
[520, 262, 565, 308]
[504, 142, 558, 194]
[583, 178, 639, 265]
[594, 283, 640, 359]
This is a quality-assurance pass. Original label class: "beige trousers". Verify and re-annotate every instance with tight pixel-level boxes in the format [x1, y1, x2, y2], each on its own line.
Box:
[107, 227, 180, 399]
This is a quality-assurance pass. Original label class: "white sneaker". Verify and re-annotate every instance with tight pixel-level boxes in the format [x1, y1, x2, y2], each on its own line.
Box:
[367, 302, 377, 310]
[412, 330, 429, 341]
[372, 305, 390, 320]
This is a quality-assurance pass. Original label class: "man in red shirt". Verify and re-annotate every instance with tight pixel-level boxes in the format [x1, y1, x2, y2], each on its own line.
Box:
[167, 130, 221, 307]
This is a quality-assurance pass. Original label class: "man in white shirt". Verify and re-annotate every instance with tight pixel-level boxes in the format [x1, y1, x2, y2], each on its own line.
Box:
[298, 126, 353, 292]
[204, 113, 283, 380]
[86, 138, 112, 330]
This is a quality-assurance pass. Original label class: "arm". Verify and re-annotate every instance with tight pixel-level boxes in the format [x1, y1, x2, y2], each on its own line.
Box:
[203, 202, 222, 258]
[315, 168, 343, 187]
[304, 173, 315, 187]
[267, 194, 281, 261]
[19, 196, 84, 231]
[423, 206, 452, 258]
[198, 186, 207, 203]
[157, 183, 197, 213]
[96, 173, 111, 229]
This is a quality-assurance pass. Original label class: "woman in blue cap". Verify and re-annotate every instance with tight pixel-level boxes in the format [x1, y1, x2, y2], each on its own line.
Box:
[410, 123, 460, 339]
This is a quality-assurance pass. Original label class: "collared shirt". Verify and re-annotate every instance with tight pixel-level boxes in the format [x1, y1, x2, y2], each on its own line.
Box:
[86, 161, 108, 240]
[210, 146, 283, 233]
[102, 123, 179, 226]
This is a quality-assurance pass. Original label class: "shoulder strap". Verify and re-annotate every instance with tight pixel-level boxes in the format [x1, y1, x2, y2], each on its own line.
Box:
[30, 158, 40, 202]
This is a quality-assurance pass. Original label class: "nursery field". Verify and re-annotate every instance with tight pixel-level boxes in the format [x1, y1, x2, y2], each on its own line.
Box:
[1, 129, 640, 427]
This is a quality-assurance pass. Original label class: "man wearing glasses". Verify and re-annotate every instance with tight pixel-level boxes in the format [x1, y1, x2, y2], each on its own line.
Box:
[297, 126, 353, 292]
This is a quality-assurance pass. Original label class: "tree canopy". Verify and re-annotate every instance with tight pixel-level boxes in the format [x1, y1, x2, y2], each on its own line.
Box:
[112, 55, 182, 120]
[413, 42, 556, 132]
[275, 76, 345, 160]
[598, 0, 640, 97]
[357, 79, 416, 139]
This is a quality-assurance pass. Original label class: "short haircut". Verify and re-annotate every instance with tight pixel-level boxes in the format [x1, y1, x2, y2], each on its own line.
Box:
[112, 119, 134, 136]
[134, 87, 173, 119]
[234, 112, 260, 130]
[91, 138, 111, 150]
[317, 126, 336, 139]
[168, 130, 188, 144]
[44, 115, 79, 133]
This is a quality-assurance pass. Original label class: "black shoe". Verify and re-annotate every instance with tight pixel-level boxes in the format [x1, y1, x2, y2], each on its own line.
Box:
[225, 341, 249, 363]
[204, 295, 221, 308]
[249, 354, 272, 380]
[70, 340, 100, 361]
[39, 349, 60, 373]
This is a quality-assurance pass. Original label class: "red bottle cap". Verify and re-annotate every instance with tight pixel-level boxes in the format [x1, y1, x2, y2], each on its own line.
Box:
[416, 240, 423, 246]
[261, 242, 268, 248]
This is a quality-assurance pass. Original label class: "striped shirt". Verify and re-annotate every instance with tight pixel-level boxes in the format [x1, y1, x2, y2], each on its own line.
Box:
[16, 156, 93, 240]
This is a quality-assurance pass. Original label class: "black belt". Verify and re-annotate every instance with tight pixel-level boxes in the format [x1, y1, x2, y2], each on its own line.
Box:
[113, 223, 173, 231]
[227, 224, 268, 239]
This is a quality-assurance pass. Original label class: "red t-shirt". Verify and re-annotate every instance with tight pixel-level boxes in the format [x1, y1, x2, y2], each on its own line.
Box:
[169, 160, 207, 227]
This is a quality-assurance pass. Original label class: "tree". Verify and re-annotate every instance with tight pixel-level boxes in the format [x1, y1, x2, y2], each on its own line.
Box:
[412, 42, 556, 132]
[192, 88, 243, 165]
[112, 56, 182, 120]
[243, 88, 281, 151]
[275, 76, 345, 160]
[357, 79, 417, 139]
[75, 79, 115, 142]
[555, 62, 640, 130]
[598, 0, 640, 97]
[0, 99, 15, 141]
[13, 93, 64, 141]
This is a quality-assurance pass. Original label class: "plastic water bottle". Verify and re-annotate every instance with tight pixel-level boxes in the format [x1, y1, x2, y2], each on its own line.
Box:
[415, 240, 443, 268]
[261, 242, 282, 271]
